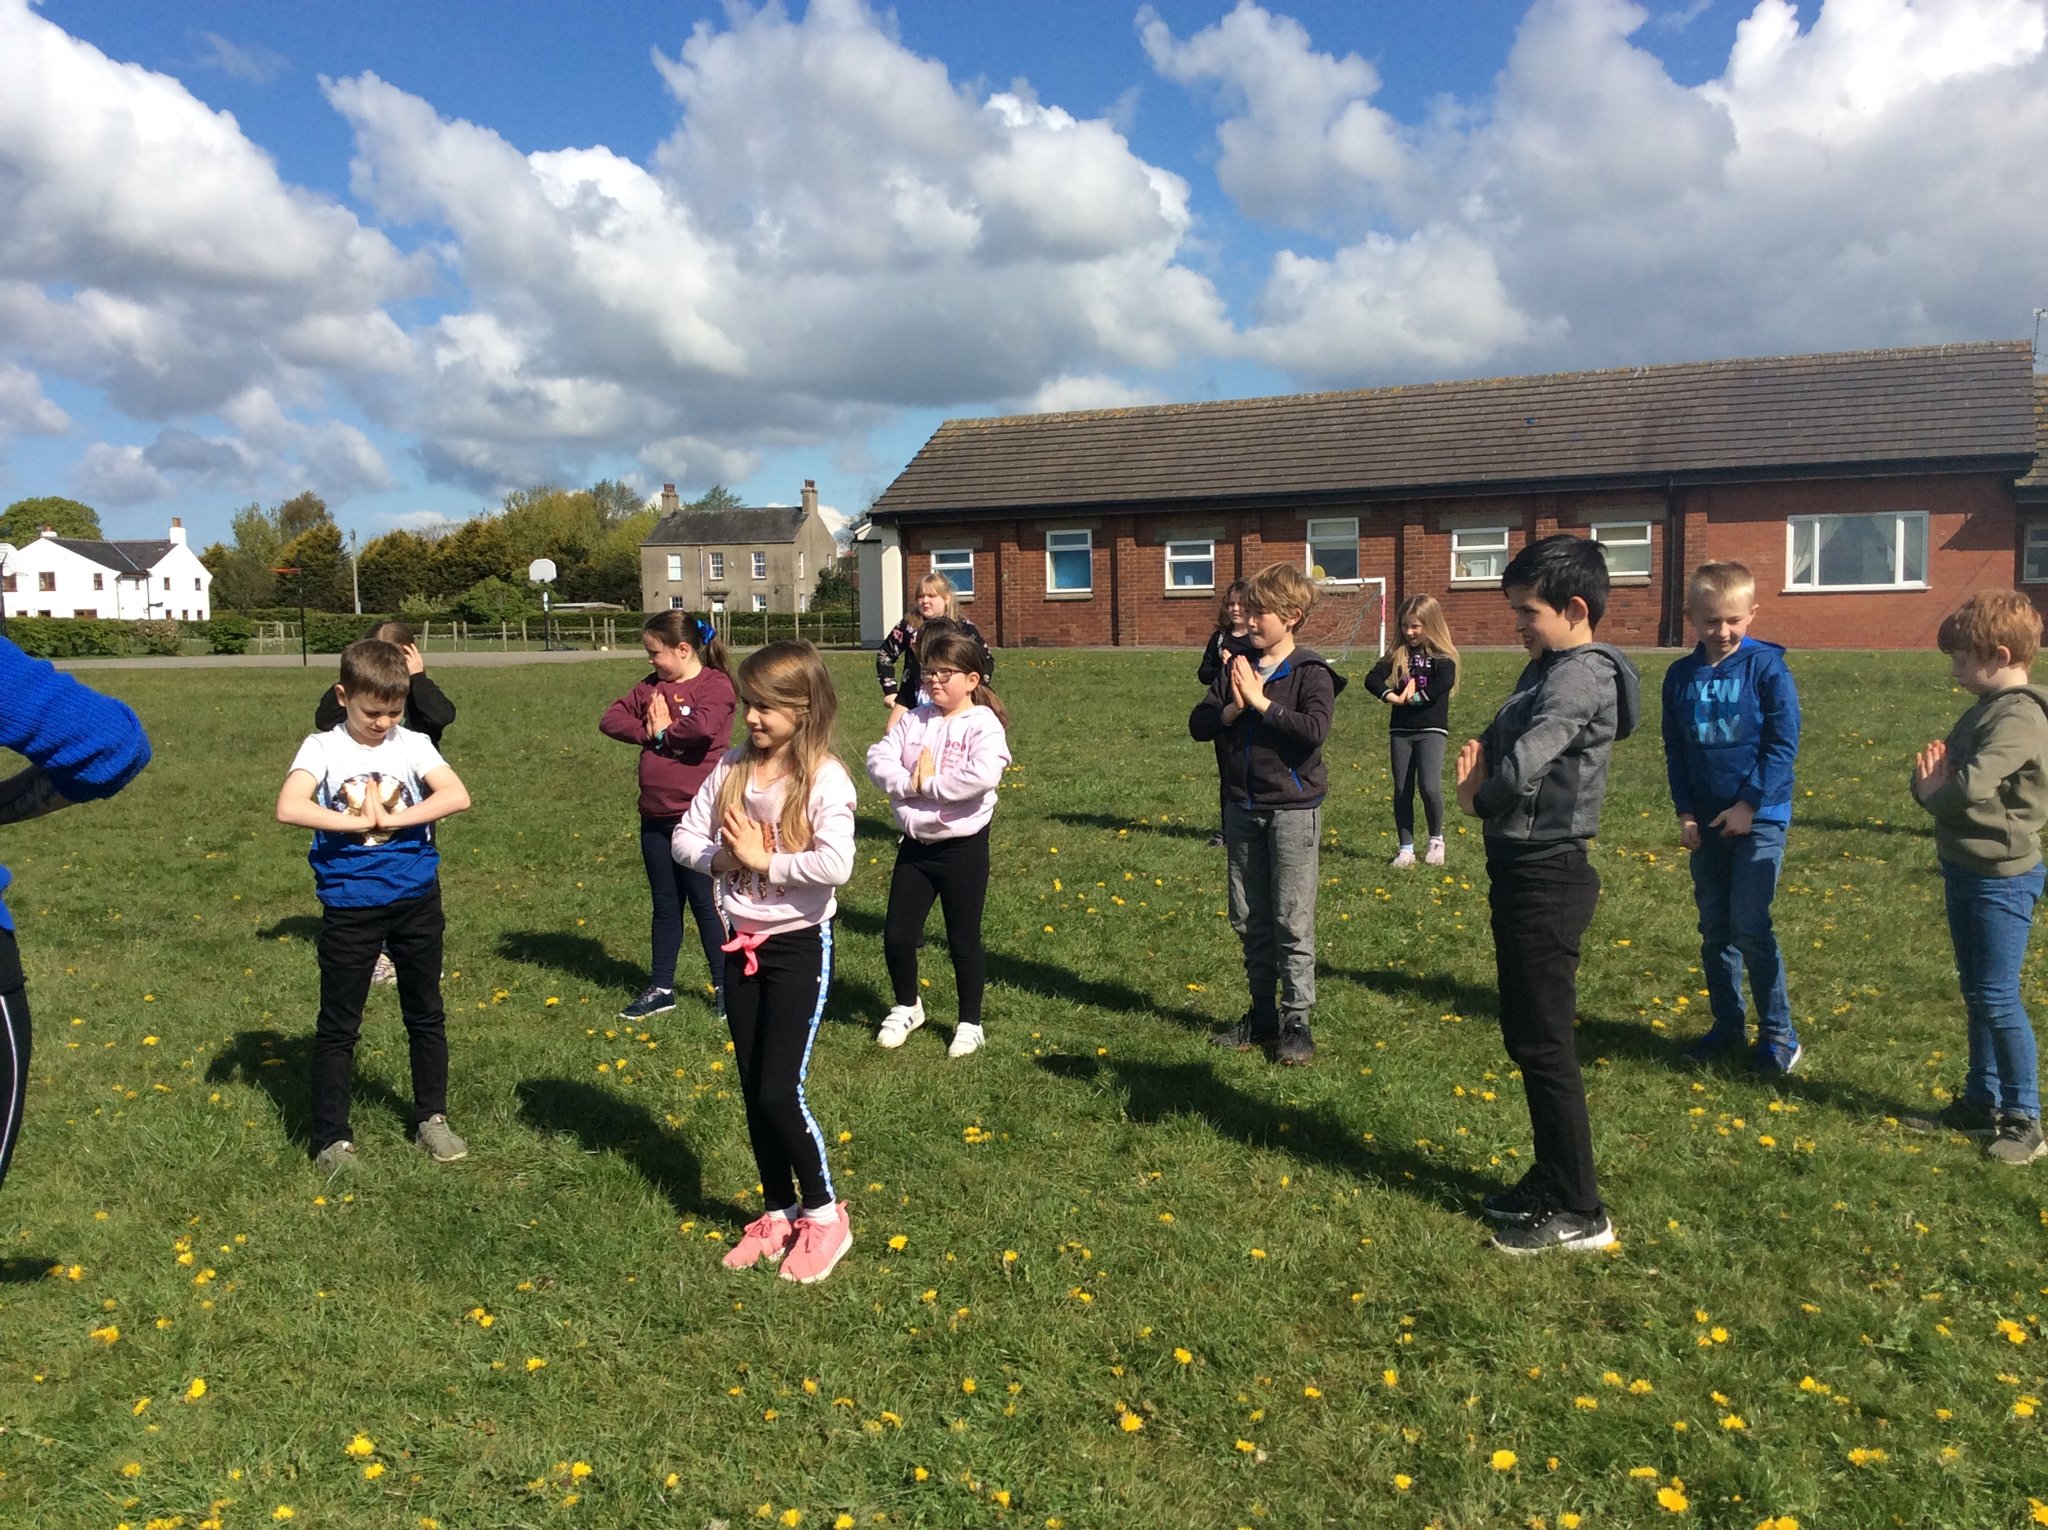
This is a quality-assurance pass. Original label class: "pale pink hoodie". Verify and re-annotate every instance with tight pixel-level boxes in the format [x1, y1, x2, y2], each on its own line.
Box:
[865, 703, 1011, 841]
[672, 751, 857, 935]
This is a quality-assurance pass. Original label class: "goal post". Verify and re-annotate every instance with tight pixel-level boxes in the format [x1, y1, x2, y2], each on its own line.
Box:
[1294, 575, 1386, 662]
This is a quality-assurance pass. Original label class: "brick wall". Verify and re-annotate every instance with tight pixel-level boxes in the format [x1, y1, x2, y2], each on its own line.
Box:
[893, 470, 2021, 651]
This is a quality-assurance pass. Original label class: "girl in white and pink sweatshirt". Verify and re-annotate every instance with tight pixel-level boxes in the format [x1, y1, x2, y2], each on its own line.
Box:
[674, 641, 858, 1286]
[865, 627, 1012, 1059]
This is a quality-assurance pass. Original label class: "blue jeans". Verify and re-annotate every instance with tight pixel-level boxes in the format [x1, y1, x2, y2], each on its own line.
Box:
[1690, 819, 1794, 1044]
[1942, 859, 2045, 1121]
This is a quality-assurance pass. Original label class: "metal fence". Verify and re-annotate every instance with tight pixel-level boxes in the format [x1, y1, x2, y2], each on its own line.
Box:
[250, 610, 861, 654]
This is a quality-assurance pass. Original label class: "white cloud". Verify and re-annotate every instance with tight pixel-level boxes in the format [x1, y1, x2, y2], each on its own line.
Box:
[0, 361, 68, 438]
[1150, 0, 2048, 378]
[196, 30, 289, 85]
[73, 442, 171, 505]
[1025, 374, 1170, 413]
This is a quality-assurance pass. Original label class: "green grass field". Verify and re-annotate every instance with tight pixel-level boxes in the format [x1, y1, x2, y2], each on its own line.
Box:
[1, 647, 2044, 1530]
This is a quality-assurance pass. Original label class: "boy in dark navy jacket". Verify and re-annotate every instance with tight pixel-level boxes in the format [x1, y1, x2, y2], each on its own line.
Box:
[1190, 562, 1346, 1065]
[1661, 562, 1804, 1076]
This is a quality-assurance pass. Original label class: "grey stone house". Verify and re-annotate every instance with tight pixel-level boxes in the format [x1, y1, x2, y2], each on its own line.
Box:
[638, 480, 839, 616]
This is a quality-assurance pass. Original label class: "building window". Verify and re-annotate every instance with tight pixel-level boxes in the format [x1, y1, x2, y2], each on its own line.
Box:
[193, 577, 202, 591]
[670, 595, 685, 610]
[38, 571, 55, 592]
[1589, 521, 1653, 579]
[1, 575, 13, 593]
[932, 548, 975, 596]
[162, 576, 170, 590]
[1451, 526, 1511, 583]
[1046, 529, 1093, 594]
[666, 553, 683, 581]
[2024, 523, 2048, 584]
[1305, 518, 1360, 582]
[1165, 539, 1216, 590]
[752, 593, 768, 613]
[1787, 511, 1929, 591]
[752, 551, 768, 580]
[708, 551, 725, 581]
[93, 572, 104, 590]
[797, 551, 805, 579]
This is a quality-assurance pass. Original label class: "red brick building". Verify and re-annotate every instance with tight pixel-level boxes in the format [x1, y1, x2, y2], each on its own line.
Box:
[867, 341, 2042, 652]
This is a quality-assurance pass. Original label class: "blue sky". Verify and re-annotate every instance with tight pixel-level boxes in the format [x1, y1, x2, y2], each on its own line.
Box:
[2, 0, 2043, 550]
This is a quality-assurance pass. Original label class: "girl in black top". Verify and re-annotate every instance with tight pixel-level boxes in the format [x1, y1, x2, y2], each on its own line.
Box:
[1199, 580, 1256, 846]
[1364, 594, 1459, 867]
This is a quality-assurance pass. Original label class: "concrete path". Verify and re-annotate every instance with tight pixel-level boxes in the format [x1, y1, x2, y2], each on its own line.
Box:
[53, 647, 635, 672]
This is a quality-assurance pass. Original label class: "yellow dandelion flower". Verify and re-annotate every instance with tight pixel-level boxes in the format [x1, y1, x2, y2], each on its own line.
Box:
[90, 1324, 120, 1344]
[1656, 1485, 1689, 1512]
[1174, 1347, 1194, 1365]
[121, 1462, 142, 1478]
[1629, 1467, 1660, 1479]
[1120, 1413, 1145, 1433]
[1845, 1447, 1888, 1466]
[526, 1357, 547, 1371]
[1573, 1396, 1598, 1410]
[1561, 1515, 1582, 1529]
[961, 1377, 977, 1394]
[1383, 1368, 1399, 1388]
[346, 1435, 375, 1458]
[184, 1378, 207, 1401]
[1393, 1474, 1413, 1491]
[1491, 1450, 1518, 1471]
[780, 1511, 802, 1528]
[888, 1234, 908, 1251]
[1235, 1439, 1257, 1453]
[272, 1510, 296, 1523]
[363, 1463, 386, 1481]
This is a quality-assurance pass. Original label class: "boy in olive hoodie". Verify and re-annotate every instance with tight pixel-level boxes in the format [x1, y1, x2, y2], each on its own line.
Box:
[1911, 589, 2048, 1166]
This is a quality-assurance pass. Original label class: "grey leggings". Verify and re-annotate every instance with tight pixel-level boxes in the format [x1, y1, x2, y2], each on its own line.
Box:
[1390, 731, 1446, 843]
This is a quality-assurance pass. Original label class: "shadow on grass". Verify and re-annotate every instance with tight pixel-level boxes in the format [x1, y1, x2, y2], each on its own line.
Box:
[496, 930, 645, 993]
[1328, 962, 1500, 1018]
[822, 972, 888, 1032]
[0, 1257, 60, 1284]
[1034, 1052, 1494, 1217]
[204, 1029, 416, 1155]
[1048, 809, 1216, 844]
[1796, 815, 1929, 838]
[257, 915, 323, 942]
[514, 1078, 738, 1228]
[833, 906, 1215, 1030]
[1570, 1013, 1924, 1122]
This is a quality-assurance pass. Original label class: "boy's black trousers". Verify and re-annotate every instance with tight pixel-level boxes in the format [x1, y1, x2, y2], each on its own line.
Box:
[312, 886, 449, 1152]
[1486, 847, 1604, 1215]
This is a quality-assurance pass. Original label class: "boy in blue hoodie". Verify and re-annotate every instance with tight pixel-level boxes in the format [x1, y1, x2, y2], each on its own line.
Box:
[1456, 536, 1639, 1255]
[1661, 562, 1803, 1077]
[0, 637, 152, 1195]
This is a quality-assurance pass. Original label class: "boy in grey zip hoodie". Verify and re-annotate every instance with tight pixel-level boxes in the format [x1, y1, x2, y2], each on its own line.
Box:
[1910, 590, 2048, 1166]
[1456, 536, 1639, 1256]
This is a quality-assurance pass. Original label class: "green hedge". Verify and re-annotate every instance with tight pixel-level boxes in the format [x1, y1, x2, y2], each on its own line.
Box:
[4, 617, 149, 658]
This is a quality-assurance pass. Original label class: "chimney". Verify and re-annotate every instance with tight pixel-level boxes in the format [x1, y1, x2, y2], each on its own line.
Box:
[38, 524, 56, 539]
[168, 516, 187, 546]
[801, 479, 818, 516]
[660, 483, 680, 515]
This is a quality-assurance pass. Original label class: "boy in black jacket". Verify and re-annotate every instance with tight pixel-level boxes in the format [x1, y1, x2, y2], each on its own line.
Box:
[1189, 562, 1346, 1065]
[313, 621, 456, 747]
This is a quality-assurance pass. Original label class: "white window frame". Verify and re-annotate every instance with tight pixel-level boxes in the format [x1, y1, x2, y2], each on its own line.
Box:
[2023, 523, 2048, 584]
[1451, 525, 1511, 584]
[707, 551, 725, 581]
[751, 550, 768, 580]
[1046, 529, 1093, 594]
[751, 593, 768, 613]
[38, 571, 55, 593]
[1785, 511, 1930, 593]
[1305, 517, 1360, 584]
[665, 553, 683, 581]
[1165, 539, 1216, 591]
[931, 547, 976, 598]
[1589, 520, 1653, 579]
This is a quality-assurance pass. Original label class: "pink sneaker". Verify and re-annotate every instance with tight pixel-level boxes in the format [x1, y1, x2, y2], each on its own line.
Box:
[779, 1204, 853, 1285]
[721, 1211, 798, 1270]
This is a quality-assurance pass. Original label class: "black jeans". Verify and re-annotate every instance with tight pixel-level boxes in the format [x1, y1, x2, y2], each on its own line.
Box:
[1487, 848, 1603, 1215]
[640, 815, 726, 1000]
[0, 928, 28, 1196]
[883, 828, 990, 1025]
[312, 886, 449, 1152]
[726, 922, 836, 1212]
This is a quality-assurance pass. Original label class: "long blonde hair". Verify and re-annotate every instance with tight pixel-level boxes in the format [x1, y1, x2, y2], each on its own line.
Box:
[716, 640, 842, 852]
[914, 570, 960, 623]
[1391, 593, 1460, 695]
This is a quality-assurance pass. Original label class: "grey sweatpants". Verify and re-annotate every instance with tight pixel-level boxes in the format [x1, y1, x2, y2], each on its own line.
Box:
[1223, 801, 1321, 1025]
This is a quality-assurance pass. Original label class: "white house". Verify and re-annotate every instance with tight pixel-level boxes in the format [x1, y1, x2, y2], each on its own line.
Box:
[0, 519, 213, 621]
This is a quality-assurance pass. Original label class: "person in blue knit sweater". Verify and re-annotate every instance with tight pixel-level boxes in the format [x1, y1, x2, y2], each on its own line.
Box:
[1660, 561, 1804, 1076]
[0, 636, 152, 1194]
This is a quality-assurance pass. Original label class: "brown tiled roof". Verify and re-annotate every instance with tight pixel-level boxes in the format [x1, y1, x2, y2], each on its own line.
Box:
[2016, 374, 2048, 499]
[642, 506, 809, 547]
[875, 341, 2038, 518]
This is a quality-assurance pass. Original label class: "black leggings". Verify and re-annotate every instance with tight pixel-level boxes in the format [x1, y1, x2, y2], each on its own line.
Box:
[640, 815, 726, 999]
[1390, 731, 1447, 842]
[726, 922, 836, 1212]
[312, 887, 449, 1152]
[883, 828, 990, 1025]
[0, 929, 28, 1196]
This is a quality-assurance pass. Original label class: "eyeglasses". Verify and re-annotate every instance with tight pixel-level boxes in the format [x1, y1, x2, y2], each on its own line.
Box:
[923, 668, 966, 684]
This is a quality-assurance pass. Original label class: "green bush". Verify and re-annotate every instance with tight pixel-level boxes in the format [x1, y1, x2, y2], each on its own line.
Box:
[2, 617, 138, 658]
[208, 614, 254, 655]
[133, 619, 184, 657]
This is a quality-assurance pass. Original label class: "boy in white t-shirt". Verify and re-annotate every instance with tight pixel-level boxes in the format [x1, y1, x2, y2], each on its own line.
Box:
[277, 639, 473, 1175]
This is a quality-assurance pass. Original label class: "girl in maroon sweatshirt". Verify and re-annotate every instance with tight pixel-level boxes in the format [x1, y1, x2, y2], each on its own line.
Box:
[601, 611, 737, 1021]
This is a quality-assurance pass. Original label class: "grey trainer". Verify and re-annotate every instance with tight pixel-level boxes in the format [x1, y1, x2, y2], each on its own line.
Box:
[416, 1115, 469, 1163]
[1986, 1115, 2045, 1166]
[313, 1139, 357, 1176]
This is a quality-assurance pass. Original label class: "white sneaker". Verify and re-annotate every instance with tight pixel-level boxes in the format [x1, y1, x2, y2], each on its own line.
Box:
[1424, 838, 1446, 866]
[947, 1022, 985, 1059]
[370, 952, 397, 985]
[1391, 847, 1417, 868]
[876, 1001, 925, 1049]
